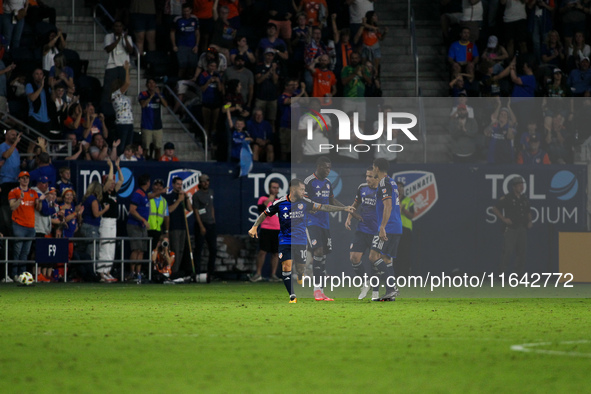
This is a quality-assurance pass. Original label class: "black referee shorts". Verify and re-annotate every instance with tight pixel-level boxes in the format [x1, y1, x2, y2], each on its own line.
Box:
[259, 228, 279, 253]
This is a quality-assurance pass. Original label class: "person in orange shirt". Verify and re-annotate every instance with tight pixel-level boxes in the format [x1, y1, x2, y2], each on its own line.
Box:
[308, 54, 337, 103]
[193, 0, 215, 52]
[159, 142, 180, 162]
[354, 11, 388, 77]
[295, 0, 328, 27]
[8, 171, 43, 281]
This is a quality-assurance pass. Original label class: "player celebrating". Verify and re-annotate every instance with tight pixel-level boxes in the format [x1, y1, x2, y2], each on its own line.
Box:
[304, 156, 345, 301]
[369, 158, 403, 301]
[248, 178, 354, 303]
[345, 167, 379, 300]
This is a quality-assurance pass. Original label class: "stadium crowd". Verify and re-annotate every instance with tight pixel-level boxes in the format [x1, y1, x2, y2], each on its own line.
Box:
[442, 0, 591, 164]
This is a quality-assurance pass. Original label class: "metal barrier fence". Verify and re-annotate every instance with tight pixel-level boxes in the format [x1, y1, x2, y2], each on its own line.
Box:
[2, 236, 152, 283]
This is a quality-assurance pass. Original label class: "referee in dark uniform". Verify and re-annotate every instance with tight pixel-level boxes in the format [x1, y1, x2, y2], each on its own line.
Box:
[492, 176, 533, 275]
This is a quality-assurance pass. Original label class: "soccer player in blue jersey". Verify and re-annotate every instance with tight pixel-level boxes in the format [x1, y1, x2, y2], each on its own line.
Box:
[248, 178, 354, 303]
[304, 156, 346, 301]
[369, 158, 403, 301]
[345, 167, 380, 300]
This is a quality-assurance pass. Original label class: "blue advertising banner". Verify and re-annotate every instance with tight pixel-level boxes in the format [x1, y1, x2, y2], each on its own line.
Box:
[59, 160, 586, 274]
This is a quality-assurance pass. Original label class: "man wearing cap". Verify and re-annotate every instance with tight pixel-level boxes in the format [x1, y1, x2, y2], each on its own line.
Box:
[31, 178, 59, 282]
[8, 171, 44, 281]
[147, 178, 169, 252]
[165, 176, 193, 275]
[492, 176, 532, 275]
[193, 174, 216, 282]
[223, 54, 254, 107]
[516, 135, 551, 165]
[567, 56, 591, 97]
[159, 142, 180, 162]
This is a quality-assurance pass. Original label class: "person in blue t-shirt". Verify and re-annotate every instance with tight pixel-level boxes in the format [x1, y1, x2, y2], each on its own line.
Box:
[171, 3, 200, 79]
[29, 152, 56, 187]
[369, 158, 403, 301]
[127, 174, 151, 281]
[246, 108, 274, 162]
[139, 78, 168, 160]
[248, 178, 354, 303]
[345, 167, 380, 300]
[198, 60, 224, 140]
[228, 112, 252, 162]
[277, 78, 306, 161]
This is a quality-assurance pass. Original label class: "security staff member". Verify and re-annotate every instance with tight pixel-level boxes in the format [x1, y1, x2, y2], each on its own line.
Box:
[492, 176, 532, 275]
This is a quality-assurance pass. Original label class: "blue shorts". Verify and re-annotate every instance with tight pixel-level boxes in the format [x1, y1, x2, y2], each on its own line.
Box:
[130, 13, 156, 33]
[350, 231, 374, 253]
[279, 244, 307, 265]
[307, 225, 332, 253]
[370, 234, 401, 259]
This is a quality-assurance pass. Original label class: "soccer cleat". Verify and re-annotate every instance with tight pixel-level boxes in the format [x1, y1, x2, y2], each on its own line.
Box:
[172, 278, 185, 283]
[378, 289, 400, 302]
[289, 295, 297, 303]
[1, 276, 14, 283]
[106, 274, 118, 282]
[37, 273, 50, 283]
[314, 290, 334, 301]
[321, 294, 334, 301]
[249, 273, 262, 282]
[269, 275, 282, 283]
[358, 284, 371, 300]
[297, 275, 303, 285]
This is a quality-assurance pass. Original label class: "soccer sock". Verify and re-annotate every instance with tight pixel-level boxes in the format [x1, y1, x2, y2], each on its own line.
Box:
[313, 255, 326, 292]
[372, 258, 387, 290]
[364, 259, 379, 291]
[352, 261, 366, 290]
[385, 261, 396, 293]
[282, 271, 294, 297]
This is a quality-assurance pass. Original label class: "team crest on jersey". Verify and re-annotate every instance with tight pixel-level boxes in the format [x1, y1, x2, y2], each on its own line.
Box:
[311, 239, 317, 246]
[298, 203, 304, 210]
[279, 253, 283, 259]
[166, 169, 202, 217]
[392, 171, 438, 220]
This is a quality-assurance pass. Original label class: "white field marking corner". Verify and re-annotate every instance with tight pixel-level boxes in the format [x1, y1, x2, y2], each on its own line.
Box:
[510, 340, 591, 358]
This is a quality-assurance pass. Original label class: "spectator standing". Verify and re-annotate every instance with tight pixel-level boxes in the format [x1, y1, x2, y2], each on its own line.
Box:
[29, 152, 55, 187]
[249, 180, 280, 282]
[171, 3, 200, 79]
[25, 0, 56, 26]
[42, 29, 66, 72]
[268, 0, 295, 41]
[31, 176, 57, 282]
[26, 68, 51, 140]
[492, 176, 532, 275]
[484, 104, 517, 164]
[210, 0, 236, 60]
[129, 0, 156, 56]
[277, 79, 306, 161]
[8, 171, 41, 281]
[89, 134, 119, 162]
[81, 181, 109, 265]
[501, 0, 528, 58]
[56, 167, 74, 200]
[97, 159, 123, 283]
[139, 78, 168, 160]
[567, 56, 591, 96]
[256, 23, 289, 62]
[558, 0, 590, 49]
[126, 174, 151, 281]
[102, 21, 134, 107]
[528, 0, 555, 63]
[308, 54, 337, 102]
[223, 55, 254, 108]
[48, 53, 75, 92]
[341, 52, 370, 126]
[254, 49, 280, 130]
[331, 14, 353, 81]
[198, 60, 224, 142]
[111, 61, 133, 155]
[2, 0, 28, 50]
[516, 134, 551, 164]
[347, 0, 375, 47]
[448, 103, 479, 161]
[165, 176, 193, 275]
[229, 36, 256, 68]
[193, 174, 216, 283]
[193, 0, 215, 53]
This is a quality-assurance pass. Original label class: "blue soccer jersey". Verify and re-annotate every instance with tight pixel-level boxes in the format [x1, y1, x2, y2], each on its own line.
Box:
[304, 174, 333, 229]
[173, 15, 200, 48]
[265, 195, 317, 246]
[354, 183, 378, 234]
[376, 176, 402, 234]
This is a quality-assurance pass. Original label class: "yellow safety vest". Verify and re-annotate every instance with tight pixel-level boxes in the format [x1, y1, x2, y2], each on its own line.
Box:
[400, 196, 414, 231]
[148, 197, 167, 231]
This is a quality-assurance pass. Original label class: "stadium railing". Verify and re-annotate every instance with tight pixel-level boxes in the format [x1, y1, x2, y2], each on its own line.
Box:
[162, 84, 209, 161]
[1, 236, 153, 283]
[92, 4, 141, 98]
[0, 112, 74, 159]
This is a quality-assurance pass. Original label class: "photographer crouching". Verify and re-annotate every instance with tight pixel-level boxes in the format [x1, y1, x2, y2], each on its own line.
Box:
[152, 236, 189, 284]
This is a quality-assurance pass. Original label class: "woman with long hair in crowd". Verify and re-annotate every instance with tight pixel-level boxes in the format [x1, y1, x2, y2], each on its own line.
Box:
[81, 181, 110, 266]
[97, 158, 124, 283]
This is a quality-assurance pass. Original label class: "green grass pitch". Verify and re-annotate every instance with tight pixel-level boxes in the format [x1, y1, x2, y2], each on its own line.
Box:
[1, 282, 590, 393]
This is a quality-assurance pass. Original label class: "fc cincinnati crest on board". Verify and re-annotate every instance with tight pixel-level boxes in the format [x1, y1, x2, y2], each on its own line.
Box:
[392, 171, 438, 220]
[167, 168, 202, 217]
